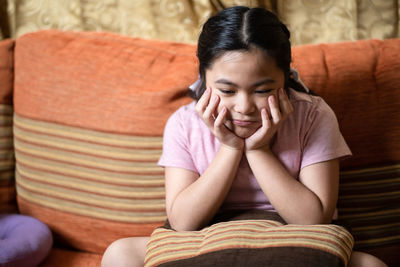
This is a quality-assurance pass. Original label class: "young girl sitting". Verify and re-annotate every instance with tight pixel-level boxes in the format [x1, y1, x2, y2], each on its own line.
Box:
[102, 6, 387, 267]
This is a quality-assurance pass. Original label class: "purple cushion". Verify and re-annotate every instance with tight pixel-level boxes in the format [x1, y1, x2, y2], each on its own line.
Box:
[0, 214, 53, 266]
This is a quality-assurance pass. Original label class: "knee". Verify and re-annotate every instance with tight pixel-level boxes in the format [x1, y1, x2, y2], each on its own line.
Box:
[349, 251, 387, 267]
[102, 239, 129, 267]
[102, 238, 146, 267]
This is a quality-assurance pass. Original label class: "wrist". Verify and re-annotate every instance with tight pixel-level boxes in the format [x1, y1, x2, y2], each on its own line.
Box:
[245, 145, 272, 155]
[220, 141, 245, 153]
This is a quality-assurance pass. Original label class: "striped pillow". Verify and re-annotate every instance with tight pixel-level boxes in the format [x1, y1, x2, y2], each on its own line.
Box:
[338, 164, 400, 250]
[13, 30, 196, 253]
[145, 219, 354, 267]
[0, 39, 17, 214]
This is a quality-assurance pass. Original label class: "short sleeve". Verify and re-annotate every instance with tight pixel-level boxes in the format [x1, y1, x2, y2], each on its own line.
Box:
[301, 98, 352, 169]
[157, 107, 198, 172]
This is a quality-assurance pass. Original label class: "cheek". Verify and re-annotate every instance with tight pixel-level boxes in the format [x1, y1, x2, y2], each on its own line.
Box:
[255, 98, 269, 113]
[256, 100, 269, 110]
[258, 91, 279, 111]
[211, 92, 229, 113]
[215, 97, 235, 119]
[217, 97, 227, 113]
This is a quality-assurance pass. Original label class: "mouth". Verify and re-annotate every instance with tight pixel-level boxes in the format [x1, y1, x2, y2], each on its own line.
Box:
[231, 120, 258, 126]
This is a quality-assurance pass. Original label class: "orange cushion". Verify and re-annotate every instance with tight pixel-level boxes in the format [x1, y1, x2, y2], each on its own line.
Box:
[14, 30, 196, 135]
[14, 30, 196, 253]
[40, 248, 101, 267]
[0, 39, 16, 214]
[292, 39, 400, 169]
[0, 39, 14, 105]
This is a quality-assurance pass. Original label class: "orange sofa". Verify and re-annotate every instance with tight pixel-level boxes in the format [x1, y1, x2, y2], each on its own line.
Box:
[0, 30, 399, 266]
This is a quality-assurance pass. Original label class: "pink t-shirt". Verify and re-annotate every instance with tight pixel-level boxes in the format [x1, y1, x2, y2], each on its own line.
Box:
[158, 89, 352, 212]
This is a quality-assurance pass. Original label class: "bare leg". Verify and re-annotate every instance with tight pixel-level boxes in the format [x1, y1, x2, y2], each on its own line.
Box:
[349, 251, 387, 267]
[101, 237, 150, 267]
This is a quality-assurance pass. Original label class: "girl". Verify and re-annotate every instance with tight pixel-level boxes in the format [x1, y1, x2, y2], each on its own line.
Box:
[102, 6, 386, 267]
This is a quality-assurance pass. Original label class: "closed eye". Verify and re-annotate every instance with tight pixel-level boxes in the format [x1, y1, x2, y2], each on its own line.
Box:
[255, 89, 273, 94]
[218, 89, 235, 94]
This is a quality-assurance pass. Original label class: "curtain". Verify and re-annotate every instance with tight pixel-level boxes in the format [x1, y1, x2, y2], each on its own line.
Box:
[0, 0, 399, 45]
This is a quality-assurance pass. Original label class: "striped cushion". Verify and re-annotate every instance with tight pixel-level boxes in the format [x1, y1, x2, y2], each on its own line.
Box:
[145, 220, 354, 267]
[0, 104, 15, 213]
[338, 164, 400, 249]
[0, 39, 16, 213]
[14, 114, 165, 223]
[13, 30, 196, 253]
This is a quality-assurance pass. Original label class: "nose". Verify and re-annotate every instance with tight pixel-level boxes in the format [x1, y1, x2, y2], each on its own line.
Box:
[233, 93, 255, 115]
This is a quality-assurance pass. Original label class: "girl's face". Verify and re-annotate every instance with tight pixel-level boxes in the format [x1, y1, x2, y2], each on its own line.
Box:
[205, 48, 285, 138]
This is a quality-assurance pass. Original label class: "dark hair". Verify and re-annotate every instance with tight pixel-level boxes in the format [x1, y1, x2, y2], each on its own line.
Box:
[191, 6, 309, 100]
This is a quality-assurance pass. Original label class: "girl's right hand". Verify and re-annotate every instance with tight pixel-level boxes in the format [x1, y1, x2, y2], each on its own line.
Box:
[195, 87, 244, 150]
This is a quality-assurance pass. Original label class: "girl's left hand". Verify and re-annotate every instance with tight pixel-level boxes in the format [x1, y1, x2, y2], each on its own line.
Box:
[245, 88, 293, 152]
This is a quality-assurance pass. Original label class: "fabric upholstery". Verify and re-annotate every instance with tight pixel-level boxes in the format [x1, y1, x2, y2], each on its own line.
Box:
[338, 164, 400, 249]
[2, 0, 399, 45]
[40, 248, 102, 267]
[292, 39, 400, 169]
[291, 38, 400, 266]
[0, 38, 16, 214]
[10, 29, 400, 265]
[13, 30, 196, 253]
[145, 211, 354, 267]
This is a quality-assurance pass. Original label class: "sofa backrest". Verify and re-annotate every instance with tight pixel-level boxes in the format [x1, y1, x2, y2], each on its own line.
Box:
[292, 39, 400, 169]
[291, 40, 400, 254]
[12, 30, 196, 253]
[3, 30, 400, 256]
[0, 38, 16, 214]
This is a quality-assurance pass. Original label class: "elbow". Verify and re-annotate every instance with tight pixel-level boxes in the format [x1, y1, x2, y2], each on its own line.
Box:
[288, 217, 324, 225]
[306, 216, 331, 225]
[286, 208, 333, 225]
[303, 210, 333, 225]
[291, 217, 328, 225]
[167, 210, 201, 232]
[299, 200, 335, 225]
[168, 218, 200, 232]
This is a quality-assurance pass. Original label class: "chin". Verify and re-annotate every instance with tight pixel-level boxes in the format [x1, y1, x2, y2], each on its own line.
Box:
[225, 122, 259, 139]
[234, 130, 255, 139]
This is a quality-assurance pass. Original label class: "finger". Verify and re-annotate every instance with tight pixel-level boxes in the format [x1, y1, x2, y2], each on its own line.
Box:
[279, 88, 294, 115]
[195, 87, 211, 113]
[268, 95, 281, 124]
[203, 94, 219, 125]
[261, 108, 271, 130]
[214, 106, 226, 128]
[214, 107, 236, 138]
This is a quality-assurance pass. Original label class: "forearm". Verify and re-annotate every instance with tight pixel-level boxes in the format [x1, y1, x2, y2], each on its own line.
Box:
[246, 149, 331, 224]
[168, 145, 243, 231]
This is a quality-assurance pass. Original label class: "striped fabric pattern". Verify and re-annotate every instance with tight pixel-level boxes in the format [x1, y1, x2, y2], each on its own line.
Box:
[0, 104, 16, 213]
[14, 113, 167, 223]
[145, 220, 354, 267]
[338, 164, 400, 249]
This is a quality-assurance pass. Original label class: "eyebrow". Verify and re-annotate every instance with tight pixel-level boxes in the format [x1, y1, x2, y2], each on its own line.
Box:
[214, 78, 276, 87]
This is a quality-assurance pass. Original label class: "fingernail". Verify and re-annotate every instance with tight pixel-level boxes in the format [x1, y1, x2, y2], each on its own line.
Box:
[206, 87, 211, 94]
